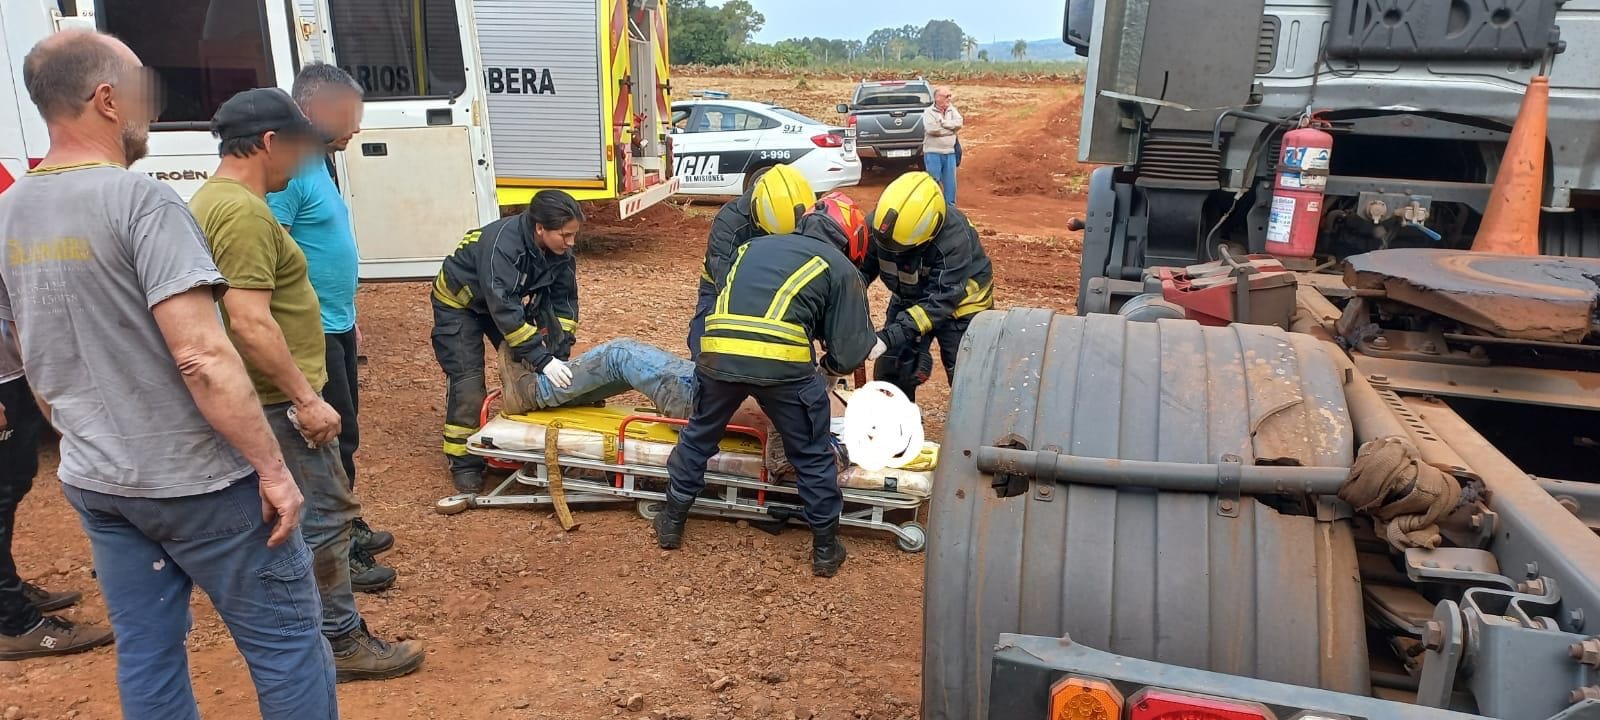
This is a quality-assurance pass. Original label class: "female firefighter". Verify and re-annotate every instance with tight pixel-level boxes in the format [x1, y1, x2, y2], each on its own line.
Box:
[429, 190, 584, 493]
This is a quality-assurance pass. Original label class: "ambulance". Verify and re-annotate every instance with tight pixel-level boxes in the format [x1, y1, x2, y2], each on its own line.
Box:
[0, 0, 678, 279]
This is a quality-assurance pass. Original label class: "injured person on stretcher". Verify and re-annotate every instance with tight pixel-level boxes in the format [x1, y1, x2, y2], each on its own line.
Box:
[492, 338, 934, 495]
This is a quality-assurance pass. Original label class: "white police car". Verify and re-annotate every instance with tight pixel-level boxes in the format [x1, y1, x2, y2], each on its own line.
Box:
[669, 96, 861, 197]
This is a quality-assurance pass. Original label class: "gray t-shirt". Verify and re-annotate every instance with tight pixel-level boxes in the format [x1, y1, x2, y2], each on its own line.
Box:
[0, 162, 253, 498]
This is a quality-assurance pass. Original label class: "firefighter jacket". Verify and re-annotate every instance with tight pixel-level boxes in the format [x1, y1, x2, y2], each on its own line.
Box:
[862, 207, 994, 350]
[698, 193, 762, 298]
[699, 214, 876, 386]
[432, 214, 578, 370]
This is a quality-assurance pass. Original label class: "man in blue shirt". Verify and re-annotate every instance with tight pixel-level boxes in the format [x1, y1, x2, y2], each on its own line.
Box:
[267, 64, 397, 592]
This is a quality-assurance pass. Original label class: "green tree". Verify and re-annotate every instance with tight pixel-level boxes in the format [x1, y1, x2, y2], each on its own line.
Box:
[963, 35, 979, 61]
[717, 0, 764, 46]
[665, 0, 763, 66]
[918, 20, 966, 61]
[978, 49, 991, 62]
[1011, 38, 1028, 60]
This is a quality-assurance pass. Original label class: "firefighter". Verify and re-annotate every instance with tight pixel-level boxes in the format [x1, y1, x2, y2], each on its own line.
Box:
[431, 190, 584, 493]
[655, 193, 881, 578]
[686, 164, 816, 360]
[864, 171, 994, 400]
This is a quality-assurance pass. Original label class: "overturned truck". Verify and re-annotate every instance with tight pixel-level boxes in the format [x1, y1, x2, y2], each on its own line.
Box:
[924, 249, 1600, 719]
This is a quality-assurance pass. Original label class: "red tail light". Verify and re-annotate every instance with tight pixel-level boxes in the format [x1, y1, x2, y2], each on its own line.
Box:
[846, 115, 858, 129]
[812, 133, 843, 148]
[1128, 688, 1275, 720]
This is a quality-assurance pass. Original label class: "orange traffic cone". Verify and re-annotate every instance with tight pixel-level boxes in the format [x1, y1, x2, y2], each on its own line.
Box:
[1472, 76, 1549, 255]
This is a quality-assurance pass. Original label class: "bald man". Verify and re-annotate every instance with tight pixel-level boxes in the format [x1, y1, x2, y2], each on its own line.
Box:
[0, 30, 337, 719]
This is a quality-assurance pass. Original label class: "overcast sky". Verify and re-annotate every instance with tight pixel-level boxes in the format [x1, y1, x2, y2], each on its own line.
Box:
[748, 0, 1065, 44]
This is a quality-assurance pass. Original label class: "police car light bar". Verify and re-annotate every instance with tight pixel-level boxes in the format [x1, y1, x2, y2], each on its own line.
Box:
[690, 89, 731, 99]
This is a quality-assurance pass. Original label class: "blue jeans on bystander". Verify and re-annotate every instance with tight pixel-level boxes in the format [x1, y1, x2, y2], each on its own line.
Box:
[924, 151, 959, 207]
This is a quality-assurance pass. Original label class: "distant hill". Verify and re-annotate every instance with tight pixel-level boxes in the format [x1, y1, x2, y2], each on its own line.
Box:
[976, 37, 1079, 62]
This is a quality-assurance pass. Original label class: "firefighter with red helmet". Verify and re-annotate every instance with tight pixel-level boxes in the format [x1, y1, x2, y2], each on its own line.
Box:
[655, 192, 878, 578]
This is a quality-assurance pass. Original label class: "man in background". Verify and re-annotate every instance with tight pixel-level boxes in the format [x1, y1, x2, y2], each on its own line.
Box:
[267, 63, 396, 591]
[922, 86, 963, 206]
[0, 30, 333, 717]
[191, 88, 424, 682]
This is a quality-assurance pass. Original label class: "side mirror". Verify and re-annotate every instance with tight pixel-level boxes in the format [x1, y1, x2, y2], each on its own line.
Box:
[835, 103, 850, 114]
[1064, 0, 1092, 56]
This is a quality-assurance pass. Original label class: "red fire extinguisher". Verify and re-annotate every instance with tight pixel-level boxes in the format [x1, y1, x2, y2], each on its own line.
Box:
[1266, 122, 1333, 258]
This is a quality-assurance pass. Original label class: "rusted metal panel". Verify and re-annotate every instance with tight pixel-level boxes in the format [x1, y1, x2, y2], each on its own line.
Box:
[924, 310, 1366, 720]
[1354, 355, 1600, 411]
[1343, 249, 1600, 343]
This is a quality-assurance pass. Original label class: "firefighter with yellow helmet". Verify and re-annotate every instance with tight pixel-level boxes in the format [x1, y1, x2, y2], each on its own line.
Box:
[687, 164, 816, 360]
[864, 171, 994, 400]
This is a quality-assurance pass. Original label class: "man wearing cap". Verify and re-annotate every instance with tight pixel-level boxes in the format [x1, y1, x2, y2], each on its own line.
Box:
[189, 88, 425, 683]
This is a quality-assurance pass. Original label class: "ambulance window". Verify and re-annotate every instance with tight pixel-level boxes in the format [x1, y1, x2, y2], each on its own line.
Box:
[96, 0, 275, 125]
[327, 0, 466, 99]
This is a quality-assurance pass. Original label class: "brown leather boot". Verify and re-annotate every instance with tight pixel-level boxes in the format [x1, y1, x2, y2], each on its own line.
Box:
[0, 617, 114, 661]
[330, 622, 425, 683]
[497, 346, 537, 415]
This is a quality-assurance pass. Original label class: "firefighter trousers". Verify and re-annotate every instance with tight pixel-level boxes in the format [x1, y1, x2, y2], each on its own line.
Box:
[665, 370, 842, 527]
[872, 303, 972, 402]
[430, 302, 505, 474]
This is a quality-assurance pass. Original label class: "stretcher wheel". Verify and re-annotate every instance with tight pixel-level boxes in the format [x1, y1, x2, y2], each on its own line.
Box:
[435, 494, 472, 515]
[636, 499, 663, 520]
[896, 521, 927, 553]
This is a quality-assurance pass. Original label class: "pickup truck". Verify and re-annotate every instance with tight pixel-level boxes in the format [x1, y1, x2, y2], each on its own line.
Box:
[835, 79, 932, 170]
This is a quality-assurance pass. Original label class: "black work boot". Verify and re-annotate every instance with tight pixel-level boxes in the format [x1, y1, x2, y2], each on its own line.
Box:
[653, 494, 694, 550]
[329, 622, 426, 683]
[811, 518, 848, 578]
[451, 468, 484, 494]
[350, 517, 394, 555]
[349, 544, 397, 593]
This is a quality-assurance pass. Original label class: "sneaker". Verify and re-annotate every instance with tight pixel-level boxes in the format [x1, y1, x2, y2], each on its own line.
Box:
[349, 544, 397, 594]
[350, 517, 394, 555]
[0, 617, 114, 661]
[330, 622, 425, 683]
[21, 582, 81, 613]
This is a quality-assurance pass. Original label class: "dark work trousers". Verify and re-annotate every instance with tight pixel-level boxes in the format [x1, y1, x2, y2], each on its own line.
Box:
[430, 302, 504, 475]
[872, 304, 973, 402]
[0, 377, 45, 636]
[322, 329, 360, 486]
[665, 370, 842, 527]
[686, 285, 716, 362]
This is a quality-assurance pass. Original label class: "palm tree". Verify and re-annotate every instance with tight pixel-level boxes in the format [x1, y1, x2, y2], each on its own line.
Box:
[1011, 38, 1028, 60]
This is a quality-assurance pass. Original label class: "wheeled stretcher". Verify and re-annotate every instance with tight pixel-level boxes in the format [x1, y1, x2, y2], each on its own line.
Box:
[433, 392, 932, 552]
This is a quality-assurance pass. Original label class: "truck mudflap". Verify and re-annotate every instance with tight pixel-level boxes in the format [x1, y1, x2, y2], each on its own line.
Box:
[989, 633, 1504, 720]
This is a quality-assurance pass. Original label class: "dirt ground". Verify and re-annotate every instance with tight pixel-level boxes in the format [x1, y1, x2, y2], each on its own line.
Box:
[2, 73, 1087, 719]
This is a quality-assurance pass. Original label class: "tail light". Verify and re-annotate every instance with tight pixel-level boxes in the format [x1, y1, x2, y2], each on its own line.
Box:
[1128, 688, 1274, 720]
[1049, 677, 1123, 719]
[812, 133, 844, 148]
[847, 115, 858, 129]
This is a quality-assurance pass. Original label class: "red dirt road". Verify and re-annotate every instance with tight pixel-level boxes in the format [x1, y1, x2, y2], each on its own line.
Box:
[2, 76, 1087, 720]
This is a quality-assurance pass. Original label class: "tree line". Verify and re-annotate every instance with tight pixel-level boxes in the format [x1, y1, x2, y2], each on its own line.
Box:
[666, 0, 1022, 66]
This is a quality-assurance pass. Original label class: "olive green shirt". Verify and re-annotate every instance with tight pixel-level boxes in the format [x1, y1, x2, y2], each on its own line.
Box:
[190, 177, 327, 406]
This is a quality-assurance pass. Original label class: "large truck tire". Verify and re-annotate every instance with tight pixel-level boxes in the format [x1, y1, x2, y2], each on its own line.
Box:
[923, 310, 1369, 720]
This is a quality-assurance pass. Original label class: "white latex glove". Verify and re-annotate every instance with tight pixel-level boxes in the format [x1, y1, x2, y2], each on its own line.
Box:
[542, 358, 573, 389]
[868, 338, 888, 361]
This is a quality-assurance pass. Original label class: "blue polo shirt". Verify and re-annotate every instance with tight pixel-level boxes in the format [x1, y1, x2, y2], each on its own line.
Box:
[267, 157, 359, 334]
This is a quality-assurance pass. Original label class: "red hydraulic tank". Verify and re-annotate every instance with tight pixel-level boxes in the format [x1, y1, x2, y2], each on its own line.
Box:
[1265, 125, 1333, 258]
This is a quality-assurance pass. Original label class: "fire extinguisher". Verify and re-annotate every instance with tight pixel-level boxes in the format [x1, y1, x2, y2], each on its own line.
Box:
[1266, 122, 1333, 258]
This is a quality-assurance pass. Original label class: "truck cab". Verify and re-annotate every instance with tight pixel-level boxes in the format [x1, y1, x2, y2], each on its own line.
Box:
[835, 79, 931, 171]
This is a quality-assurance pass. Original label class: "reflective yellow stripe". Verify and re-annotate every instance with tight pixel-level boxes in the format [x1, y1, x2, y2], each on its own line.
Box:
[505, 323, 539, 347]
[764, 257, 827, 320]
[715, 244, 751, 315]
[704, 313, 810, 344]
[557, 317, 578, 333]
[954, 279, 994, 319]
[700, 337, 813, 362]
[907, 305, 934, 334]
[701, 267, 713, 283]
[443, 424, 477, 440]
[432, 274, 469, 309]
[443, 439, 471, 457]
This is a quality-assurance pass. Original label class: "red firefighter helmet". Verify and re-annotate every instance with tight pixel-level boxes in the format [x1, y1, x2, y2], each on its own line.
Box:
[808, 191, 870, 266]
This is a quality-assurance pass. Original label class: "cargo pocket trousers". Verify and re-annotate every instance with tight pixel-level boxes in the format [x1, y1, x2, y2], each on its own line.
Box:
[430, 302, 504, 475]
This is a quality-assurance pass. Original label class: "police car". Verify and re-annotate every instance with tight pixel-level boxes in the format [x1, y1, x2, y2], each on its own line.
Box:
[669, 95, 861, 197]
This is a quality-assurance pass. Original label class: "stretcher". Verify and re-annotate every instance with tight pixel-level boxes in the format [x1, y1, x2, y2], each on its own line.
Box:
[433, 392, 932, 552]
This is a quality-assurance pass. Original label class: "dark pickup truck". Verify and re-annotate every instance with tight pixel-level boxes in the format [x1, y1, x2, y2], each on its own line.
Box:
[835, 79, 932, 169]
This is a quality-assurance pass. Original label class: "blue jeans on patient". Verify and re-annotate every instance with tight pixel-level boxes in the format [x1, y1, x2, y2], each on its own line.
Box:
[64, 475, 337, 720]
[924, 151, 958, 206]
[513, 339, 697, 419]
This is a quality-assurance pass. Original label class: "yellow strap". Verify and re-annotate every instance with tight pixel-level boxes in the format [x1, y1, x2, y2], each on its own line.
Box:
[443, 423, 477, 440]
[715, 244, 751, 315]
[700, 336, 812, 362]
[705, 313, 809, 344]
[764, 256, 828, 321]
[557, 316, 578, 333]
[907, 305, 934, 334]
[505, 322, 539, 347]
[442, 439, 471, 457]
[544, 424, 578, 531]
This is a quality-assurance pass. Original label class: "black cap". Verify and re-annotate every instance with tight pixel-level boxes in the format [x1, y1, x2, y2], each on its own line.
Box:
[211, 88, 327, 143]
